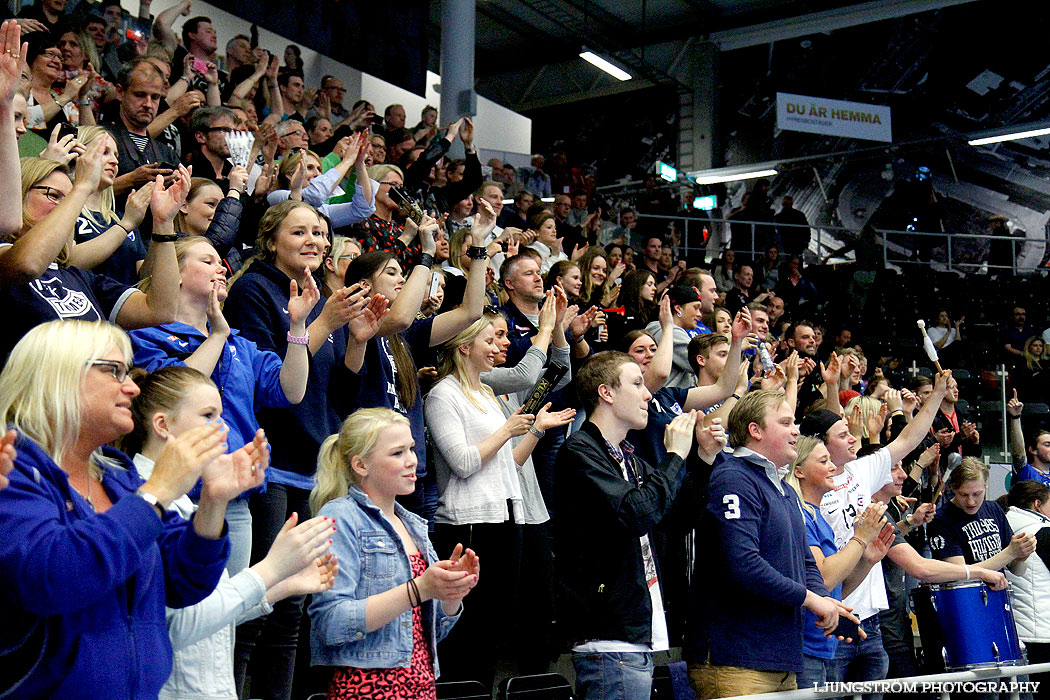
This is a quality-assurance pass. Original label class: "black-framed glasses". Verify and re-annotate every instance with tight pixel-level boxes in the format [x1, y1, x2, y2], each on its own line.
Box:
[208, 126, 235, 133]
[88, 359, 129, 382]
[31, 186, 66, 203]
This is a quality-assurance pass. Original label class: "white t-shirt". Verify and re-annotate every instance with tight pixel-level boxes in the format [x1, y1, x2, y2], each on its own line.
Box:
[819, 447, 894, 621]
[927, 326, 956, 349]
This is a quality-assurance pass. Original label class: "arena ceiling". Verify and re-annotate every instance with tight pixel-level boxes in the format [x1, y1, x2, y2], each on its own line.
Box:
[425, 0, 980, 112]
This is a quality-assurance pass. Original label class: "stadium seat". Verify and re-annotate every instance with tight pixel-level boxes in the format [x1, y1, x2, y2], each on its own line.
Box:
[437, 680, 491, 699]
[497, 672, 574, 699]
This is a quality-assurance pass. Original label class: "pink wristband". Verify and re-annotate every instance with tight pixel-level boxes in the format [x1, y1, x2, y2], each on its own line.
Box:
[286, 330, 310, 346]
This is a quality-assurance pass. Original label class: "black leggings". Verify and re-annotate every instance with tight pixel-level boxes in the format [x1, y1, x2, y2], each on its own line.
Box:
[432, 519, 523, 689]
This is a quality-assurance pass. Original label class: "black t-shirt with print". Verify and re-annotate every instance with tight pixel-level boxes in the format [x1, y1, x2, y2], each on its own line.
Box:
[928, 500, 1013, 566]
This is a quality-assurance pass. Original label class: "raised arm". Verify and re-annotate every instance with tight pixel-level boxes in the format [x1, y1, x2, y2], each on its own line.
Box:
[0, 20, 24, 236]
[886, 370, 951, 464]
[429, 200, 494, 344]
[645, 295, 674, 394]
[682, 306, 751, 411]
[1007, 390, 1028, 473]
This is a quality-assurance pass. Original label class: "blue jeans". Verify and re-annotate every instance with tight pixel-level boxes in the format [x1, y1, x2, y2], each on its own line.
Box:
[827, 616, 890, 700]
[572, 651, 654, 700]
[797, 654, 834, 690]
[224, 498, 252, 576]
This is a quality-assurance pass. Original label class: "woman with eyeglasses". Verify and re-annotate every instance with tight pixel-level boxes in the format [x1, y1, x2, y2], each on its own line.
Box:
[320, 235, 362, 298]
[0, 148, 186, 361]
[350, 163, 421, 270]
[23, 32, 95, 137]
[0, 320, 266, 699]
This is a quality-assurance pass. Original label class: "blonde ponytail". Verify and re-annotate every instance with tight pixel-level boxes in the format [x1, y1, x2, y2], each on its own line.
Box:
[310, 408, 410, 513]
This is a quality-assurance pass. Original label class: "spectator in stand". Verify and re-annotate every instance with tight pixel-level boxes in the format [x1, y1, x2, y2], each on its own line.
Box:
[128, 234, 324, 574]
[1003, 479, 1050, 698]
[768, 293, 786, 327]
[1002, 306, 1036, 369]
[424, 313, 575, 687]
[645, 285, 707, 389]
[775, 255, 819, 315]
[319, 235, 362, 298]
[411, 104, 438, 149]
[187, 105, 237, 186]
[606, 269, 656, 338]
[105, 58, 179, 198]
[754, 246, 780, 292]
[276, 68, 305, 121]
[1007, 390, 1050, 486]
[725, 264, 754, 316]
[1, 147, 187, 361]
[24, 33, 95, 137]
[172, 17, 227, 95]
[522, 153, 551, 198]
[311, 75, 348, 122]
[526, 210, 567, 274]
[775, 195, 811, 258]
[929, 458, 1036, 575]
[377, 103, 406, 138]
[306, 115, 332, 148]
[782, 436, 892, 689]
[602, 206, 639, 247]
[338, 207, 493, 523]
[0, 320, 244, 699]
[368, 133, 386, 165]
[224, 35, 254, 73]
[17, 0, 67, 34]
[57, 29, 114, 118]
[554, 350, 699, 700]
[122, 365, 336, 700]
[987, 215, 1020, 275]
[222, 201, 354, 700]
[639, 234, 668, 284]
[690, 390, 853, 699]
[711, 248, 735, 293]
[308, 408, 478, 699]
[386, 128, 415, 166]
[566, 189, 588, 227]
[274, 118, 308, 159]
[499, 189, 533, 230]
[802, 370, 956, 695]
[351, 163, 421, 269]
[71, 125, 151, 286]
[171, 171, 249, 269]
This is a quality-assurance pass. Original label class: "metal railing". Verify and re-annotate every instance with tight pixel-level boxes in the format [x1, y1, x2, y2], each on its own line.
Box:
[631, 214, 1043, 275]
[726, 661, 1050, 700]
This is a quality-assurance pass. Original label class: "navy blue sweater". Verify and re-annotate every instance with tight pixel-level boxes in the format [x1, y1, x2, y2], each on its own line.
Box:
[688, 451, 829, 672]
[223, 260, 348, 482]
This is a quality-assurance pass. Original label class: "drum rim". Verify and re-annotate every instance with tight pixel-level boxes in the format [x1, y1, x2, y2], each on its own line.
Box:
[945, 659, 1026, 671]
[925, 580, 1013, 592]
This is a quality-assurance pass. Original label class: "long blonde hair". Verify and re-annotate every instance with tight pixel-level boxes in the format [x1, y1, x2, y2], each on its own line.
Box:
[435, 314, 499, 411]
[311, 408, 409, 513]
[0, 321, 132, 468]
[77, 126, 119, 225]
[17, 157, 73, 264]
[782, 435, 825, 517]
[844, 395, 882, 439]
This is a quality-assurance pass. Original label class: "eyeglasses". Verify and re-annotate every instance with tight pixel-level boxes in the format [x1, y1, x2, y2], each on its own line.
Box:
[88, 360, 130, 382]
[31, 186, 66, 203]
[41, 50, 63, 61]
[207, 126, 235, 133]
[338, 253, 359, 261]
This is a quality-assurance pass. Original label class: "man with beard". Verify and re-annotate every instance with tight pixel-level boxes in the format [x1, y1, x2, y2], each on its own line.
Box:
[787, 321, 822, 416]
[187, 106, 237, 186]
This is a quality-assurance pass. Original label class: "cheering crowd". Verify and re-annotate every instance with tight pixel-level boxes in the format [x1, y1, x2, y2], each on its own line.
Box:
[1, 5, 1050, 700]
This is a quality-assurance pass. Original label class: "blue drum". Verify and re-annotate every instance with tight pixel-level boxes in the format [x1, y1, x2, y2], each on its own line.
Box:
[911, 580, 1024, 671]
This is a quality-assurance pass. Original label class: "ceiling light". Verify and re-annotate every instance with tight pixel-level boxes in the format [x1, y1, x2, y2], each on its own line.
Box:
[968, 126, 1050, 146]
[690, 168, 779, 185]
[579, 51, 632, 81]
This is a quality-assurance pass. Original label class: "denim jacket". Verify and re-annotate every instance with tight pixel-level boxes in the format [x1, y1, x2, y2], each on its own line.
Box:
[308, 487, 461, 674]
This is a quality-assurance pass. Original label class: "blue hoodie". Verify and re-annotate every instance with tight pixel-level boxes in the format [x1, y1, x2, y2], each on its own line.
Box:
[223, 259, 348, 487]
[129, 322, 292, 453]
[0, 434, 229, 699]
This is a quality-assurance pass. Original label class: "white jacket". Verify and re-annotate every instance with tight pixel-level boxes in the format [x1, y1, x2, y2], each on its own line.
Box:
[1005, 507, 1050, 644]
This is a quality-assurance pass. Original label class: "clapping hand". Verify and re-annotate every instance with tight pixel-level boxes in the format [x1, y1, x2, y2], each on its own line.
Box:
[0, 429, 16, 492]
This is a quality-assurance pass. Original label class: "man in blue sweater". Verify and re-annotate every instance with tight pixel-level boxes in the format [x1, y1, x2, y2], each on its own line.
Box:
[689, 390, 857, 699]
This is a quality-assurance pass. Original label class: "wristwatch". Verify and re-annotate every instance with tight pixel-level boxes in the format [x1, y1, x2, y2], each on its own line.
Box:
[136, 488, 164, 517]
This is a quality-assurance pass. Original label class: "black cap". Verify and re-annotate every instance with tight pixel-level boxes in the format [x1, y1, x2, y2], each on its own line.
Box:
[799, 409, 841, 439]
[667, 285, 702, 309]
